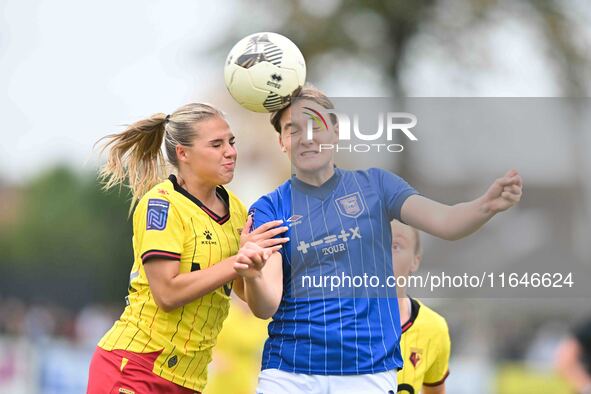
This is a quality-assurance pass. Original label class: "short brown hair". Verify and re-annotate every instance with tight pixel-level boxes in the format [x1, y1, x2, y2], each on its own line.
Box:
[270, 83, 336, 133]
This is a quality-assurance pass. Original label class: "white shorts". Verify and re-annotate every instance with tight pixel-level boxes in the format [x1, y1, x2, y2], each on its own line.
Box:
[256, 368, 398, 394]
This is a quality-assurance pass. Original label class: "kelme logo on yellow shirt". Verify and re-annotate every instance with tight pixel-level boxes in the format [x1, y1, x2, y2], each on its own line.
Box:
[201, 230, 217, 245]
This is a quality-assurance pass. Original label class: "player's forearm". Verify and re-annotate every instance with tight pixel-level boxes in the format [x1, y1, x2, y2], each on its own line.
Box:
[403, 195, 494, 241]
[157, 258, 238, 312]
[232, 276, 246, 301]
[440, 197, 495, 240]
[243, 274, 282, 319]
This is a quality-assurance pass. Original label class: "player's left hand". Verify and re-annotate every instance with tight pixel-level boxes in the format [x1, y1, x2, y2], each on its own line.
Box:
[234, 241, 278, 279]
[240, 215, 289, 248]
[481, 169, 523, 213]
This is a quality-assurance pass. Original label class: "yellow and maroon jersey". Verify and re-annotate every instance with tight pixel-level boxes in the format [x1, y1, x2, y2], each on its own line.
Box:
[99, 175, 247, 392]
[397, 298, 451, 393]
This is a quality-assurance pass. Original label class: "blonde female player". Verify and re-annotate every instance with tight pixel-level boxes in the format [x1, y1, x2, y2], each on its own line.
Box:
[86, 103, 288, 394]
[391, 220, 450, 394]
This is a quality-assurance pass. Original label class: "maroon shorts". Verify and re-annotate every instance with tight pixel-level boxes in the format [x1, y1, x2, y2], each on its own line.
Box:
[87, 347, 198, 394]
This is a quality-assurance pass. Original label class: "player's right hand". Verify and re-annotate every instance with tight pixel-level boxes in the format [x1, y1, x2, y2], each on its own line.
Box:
[480, 169, 523, 214]
[234, 241, 279, 279]
[240, 215, 289, 249]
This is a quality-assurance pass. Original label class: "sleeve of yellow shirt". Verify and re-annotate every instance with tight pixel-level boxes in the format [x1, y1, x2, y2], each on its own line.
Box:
[135, 194, 184, 263]
[423, 320, 451, 386]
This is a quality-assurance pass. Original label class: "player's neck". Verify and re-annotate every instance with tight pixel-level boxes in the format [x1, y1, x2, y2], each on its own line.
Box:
[295, 164, 335, 187]
[398, 295, 411, 325]
[177, 173, 218, 206]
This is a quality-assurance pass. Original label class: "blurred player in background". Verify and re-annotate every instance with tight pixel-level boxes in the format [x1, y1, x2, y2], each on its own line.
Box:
[86, 103, 287, 394]
[556, 317, 591, 394]
[236, 84, 522, 394]
[203, 295, 269, 394]
[391, 219, 450, 394]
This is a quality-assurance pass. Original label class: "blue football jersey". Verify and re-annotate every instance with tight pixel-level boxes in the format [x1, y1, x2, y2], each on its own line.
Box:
[250, 167, 417, 375]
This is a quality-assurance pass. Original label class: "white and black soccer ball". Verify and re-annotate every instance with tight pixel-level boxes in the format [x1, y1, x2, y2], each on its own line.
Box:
[224, 32, 306, 113]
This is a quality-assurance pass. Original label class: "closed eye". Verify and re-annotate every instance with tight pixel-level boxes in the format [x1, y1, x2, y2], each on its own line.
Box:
[211, 137, 236, 148]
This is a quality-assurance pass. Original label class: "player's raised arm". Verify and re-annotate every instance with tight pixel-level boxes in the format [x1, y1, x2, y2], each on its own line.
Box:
[401, 169, 523, 241]
[144, 241, 280, 312]
[142, 206, 287, 312]
[143, 255, 236, 312]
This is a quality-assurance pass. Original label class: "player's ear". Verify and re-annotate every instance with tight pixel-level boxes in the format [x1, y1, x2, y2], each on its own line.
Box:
[176, 144, 188, 162]
[278, 134, 287, 152]
[330, 117, 339, 143]
[410, 254, 421, 273]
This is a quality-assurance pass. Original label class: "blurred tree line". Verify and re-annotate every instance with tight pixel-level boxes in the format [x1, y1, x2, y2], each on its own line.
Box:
[0, 167, 133, 310]
[226, 0, 589, 96]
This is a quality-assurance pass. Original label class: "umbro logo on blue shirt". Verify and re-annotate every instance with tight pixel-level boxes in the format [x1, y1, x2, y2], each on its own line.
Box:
[286, 214, 303, 226]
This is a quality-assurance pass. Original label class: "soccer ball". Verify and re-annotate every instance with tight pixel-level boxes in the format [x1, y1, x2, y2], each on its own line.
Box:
[224, 32, 306, 113]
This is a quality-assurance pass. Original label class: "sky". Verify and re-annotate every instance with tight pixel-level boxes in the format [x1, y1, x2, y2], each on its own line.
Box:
[1, 0, 236, 183]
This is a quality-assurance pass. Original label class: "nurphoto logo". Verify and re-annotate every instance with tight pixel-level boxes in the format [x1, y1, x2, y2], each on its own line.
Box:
[304, 106, 418, 153]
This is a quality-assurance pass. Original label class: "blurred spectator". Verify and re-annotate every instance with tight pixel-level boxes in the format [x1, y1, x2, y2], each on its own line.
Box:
[0, 298, 27, 336]
[525, 322, 566, 371]
[74, 304, 116, 348]
[555, 318, 591, 393]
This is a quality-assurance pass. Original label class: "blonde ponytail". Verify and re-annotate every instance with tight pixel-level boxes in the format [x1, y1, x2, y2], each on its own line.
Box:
[98, 103, 225, 212]
[98, 113, 168, 211]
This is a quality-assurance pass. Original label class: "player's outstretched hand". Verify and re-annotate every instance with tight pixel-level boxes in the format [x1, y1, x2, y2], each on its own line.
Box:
[234, 241, 279, 279]
[240, 215, 289, 248]
[481, 169, 523, 214]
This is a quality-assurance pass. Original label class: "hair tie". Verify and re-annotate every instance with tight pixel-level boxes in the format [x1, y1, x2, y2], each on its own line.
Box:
[165, 114, 171, 123]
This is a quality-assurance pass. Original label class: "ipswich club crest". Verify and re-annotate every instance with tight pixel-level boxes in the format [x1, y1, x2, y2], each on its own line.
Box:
[335, 192, 365, 218]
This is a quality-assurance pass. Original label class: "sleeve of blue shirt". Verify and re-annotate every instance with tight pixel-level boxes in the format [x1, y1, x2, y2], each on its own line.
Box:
[249, 194, 279, 231]
[369, 168, 418, 222]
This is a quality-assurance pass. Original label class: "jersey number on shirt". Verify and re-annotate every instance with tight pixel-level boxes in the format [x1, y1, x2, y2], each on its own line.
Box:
[397, 384, 415, 394]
